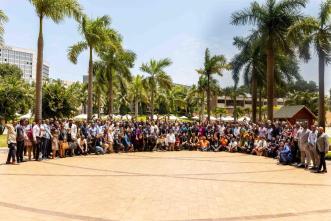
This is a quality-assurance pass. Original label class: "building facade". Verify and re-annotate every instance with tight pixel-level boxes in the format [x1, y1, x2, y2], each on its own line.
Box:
[213, 94, 286, 114]
[0, 45, 50, 82]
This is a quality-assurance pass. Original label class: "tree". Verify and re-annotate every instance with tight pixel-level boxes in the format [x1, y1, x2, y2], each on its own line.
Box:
[232, 36, 264, 123]
[128, 75, 147, 117]
[196, 75, 221, 121]
[42, 81, 82, 119]
[232, 0, 307, 121]
[28, 0, 83, 122]
[286, 91, 319, 115]
[140, 58, 172, 118]
[288, 0, 331, 128]
[197, 48, 229, 122]
[95, 48, 135, 115]
[0, 9, 8, 45]
[0, 71, 33, 121]
[287, 79, 318, 93]
[68, 15, 118, 121]
[223, 86, 247, 121]
[0, 63, 22, 78]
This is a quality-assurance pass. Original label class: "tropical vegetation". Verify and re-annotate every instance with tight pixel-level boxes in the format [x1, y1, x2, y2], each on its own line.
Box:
[1, 0, 331, 126]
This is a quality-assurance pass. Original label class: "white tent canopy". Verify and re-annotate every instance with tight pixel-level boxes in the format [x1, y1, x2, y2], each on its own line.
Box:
[221, 116, 234, 122]
[20, 112, 33, 119]
[179, 116, 188, 119]
[169, 115, 178, 121]
[209, 116, 217, 121]
[73, 114, 97, 120]
[123, 114, 132, 120]
[238, 116, 251, 122]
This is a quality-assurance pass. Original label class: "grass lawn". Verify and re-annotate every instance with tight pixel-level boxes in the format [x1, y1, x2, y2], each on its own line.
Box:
[0, 134, 7, 148]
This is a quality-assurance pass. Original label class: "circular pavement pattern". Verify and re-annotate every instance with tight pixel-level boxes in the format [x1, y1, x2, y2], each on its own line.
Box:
[0, 151, 330, 221]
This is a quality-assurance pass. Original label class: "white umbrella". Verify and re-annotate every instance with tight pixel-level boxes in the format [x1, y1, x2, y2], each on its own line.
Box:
[221, 116, 234, 122]
[210, 116, 217, 121]
[169, 115, 178, 121]
[73, 114, 87, 120]
[124, 114, 132, 120]
[179, 116, 188, 119]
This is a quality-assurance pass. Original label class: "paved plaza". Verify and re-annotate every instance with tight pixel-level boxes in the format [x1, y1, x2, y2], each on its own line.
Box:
[0, 151, 330, 221]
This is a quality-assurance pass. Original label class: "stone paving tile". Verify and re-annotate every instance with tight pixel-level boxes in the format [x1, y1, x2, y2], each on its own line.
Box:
[0, 151, 330, 221]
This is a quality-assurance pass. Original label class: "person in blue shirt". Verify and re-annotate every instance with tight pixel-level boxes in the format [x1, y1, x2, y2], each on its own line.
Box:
[279, 140, 292, 165]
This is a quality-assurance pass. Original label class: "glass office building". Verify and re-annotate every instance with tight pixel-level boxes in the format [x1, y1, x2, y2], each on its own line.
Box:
[0, 45, 50, 82]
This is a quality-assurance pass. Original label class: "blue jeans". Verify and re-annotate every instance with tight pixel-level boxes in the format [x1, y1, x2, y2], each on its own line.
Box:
[95, 146, 104, 155]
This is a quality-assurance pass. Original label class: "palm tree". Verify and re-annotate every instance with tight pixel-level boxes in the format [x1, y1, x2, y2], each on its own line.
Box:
[197, 75, 221, 122]
[197, 48, 228, 122]
[232, 35, 300, 123]
[140, 58, 172, 119]
[28, 0, 82, 121]
[231, 0, 307, 121]
[223, 86, 247, 121]
[95, 48, 135, 115]
[0, 9, 8, 46]
[68, 15, 119, 121]
[287, 0, 331, 128]
[128, 75, 147, 117]
[232, 36, 264, 123]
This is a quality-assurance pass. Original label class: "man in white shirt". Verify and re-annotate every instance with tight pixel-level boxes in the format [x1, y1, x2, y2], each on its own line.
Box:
[166, 130, 176, 151]
[308, 125, 319, 169]
[298, 123, 311, 168]
[32, 120, 42, 161]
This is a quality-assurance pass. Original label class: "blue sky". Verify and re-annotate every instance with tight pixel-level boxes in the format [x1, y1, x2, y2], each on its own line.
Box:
[1, 0, 329, 90]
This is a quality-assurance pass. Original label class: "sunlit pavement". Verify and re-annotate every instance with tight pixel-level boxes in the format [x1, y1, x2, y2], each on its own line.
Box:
[0, 151, 330, 221]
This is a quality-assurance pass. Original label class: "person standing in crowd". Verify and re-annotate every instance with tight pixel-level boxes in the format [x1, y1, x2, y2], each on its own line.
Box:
[16, 119, 25, 163]
[5, 121, 17, 165]
[315, 127, 329, 173]
[32, 120, 42, 161]
[308, 125, 319, 170]
[166, 130, 176, 151]
[24, 121, 34, 161]
[298, 123, 311, 169]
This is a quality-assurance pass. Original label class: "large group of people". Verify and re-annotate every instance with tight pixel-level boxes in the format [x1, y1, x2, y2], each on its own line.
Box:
[4, 118, 329, 173]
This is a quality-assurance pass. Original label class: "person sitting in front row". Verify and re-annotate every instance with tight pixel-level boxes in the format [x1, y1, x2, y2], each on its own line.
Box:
[198, 136, 210, 151]
[278, 141, 292, 165]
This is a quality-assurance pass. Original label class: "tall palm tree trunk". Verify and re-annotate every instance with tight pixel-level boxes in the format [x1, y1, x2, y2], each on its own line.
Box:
[251, 67, 257, 123]
[35, 16, 44, 122]
[259, 88, 262, 122]
[151, 89, 154, 120]
[97, 95, 101, 118]
[233, 93, 237, 122]
[207, 74, 211, 122]
[108, 71, 113, 116]
[200, 92, 205, 122]
[318, 51, 325, 128]
[266, 45, 275, 121]
[87, 46, 93, 121]
[134, 99, 139, 117]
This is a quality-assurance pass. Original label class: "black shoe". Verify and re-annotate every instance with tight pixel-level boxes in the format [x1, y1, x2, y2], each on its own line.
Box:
[322, 170, 328, 173]
[313, 170, 322, 173]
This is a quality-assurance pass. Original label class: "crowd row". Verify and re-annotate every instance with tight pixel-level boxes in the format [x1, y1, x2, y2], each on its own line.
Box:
[4, 119, 329, 173]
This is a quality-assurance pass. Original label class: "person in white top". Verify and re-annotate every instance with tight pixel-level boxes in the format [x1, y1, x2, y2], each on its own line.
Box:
[32, 120, 42, 161]
[298, 123, 311, 168]
[65, 119, 78, 141]
[166, 130, 176, 151]
[308, 125, 319, 169]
